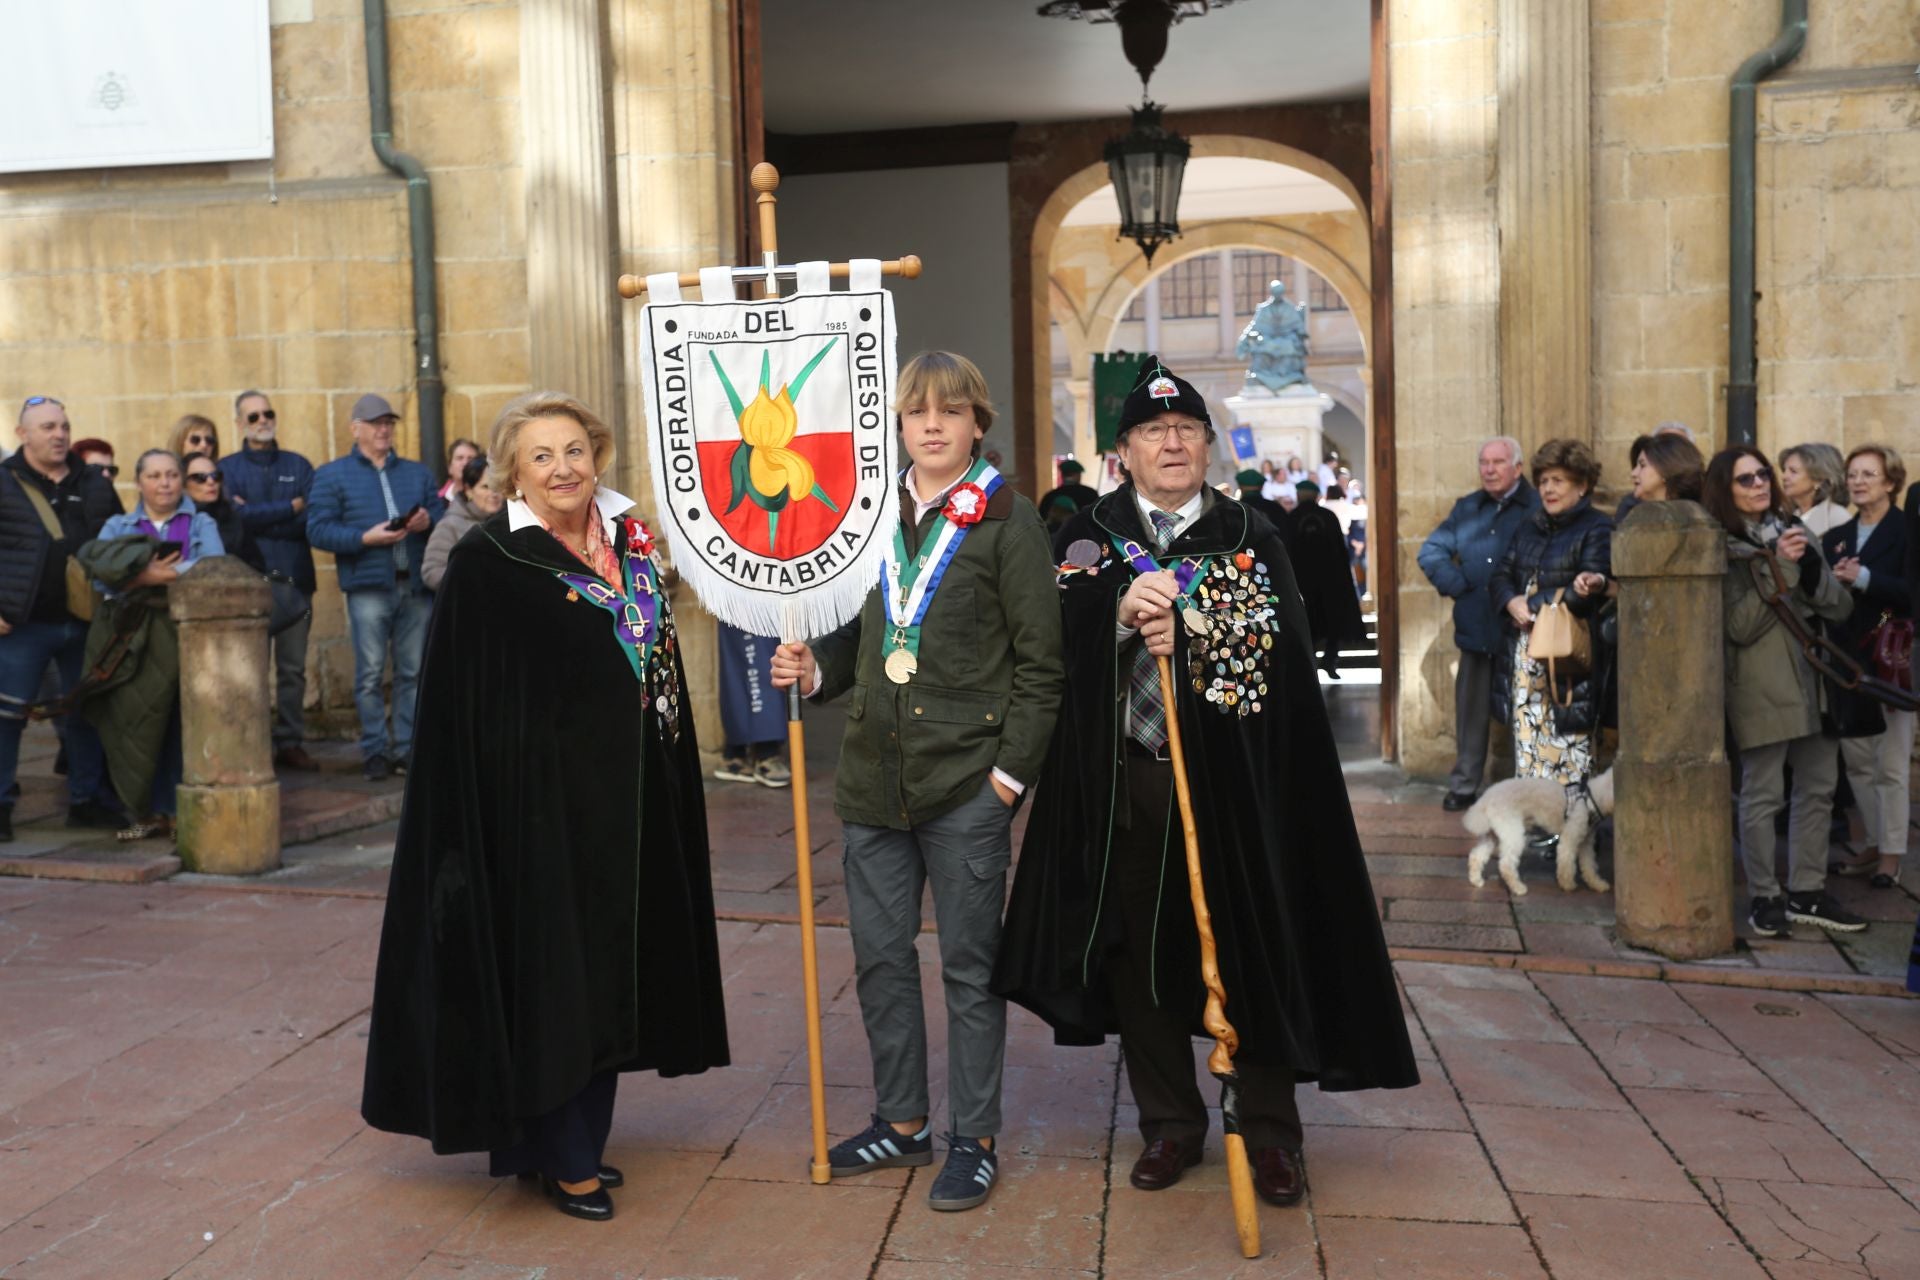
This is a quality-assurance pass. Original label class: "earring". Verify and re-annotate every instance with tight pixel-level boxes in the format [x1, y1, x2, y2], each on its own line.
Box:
[515, 488, 523, 500]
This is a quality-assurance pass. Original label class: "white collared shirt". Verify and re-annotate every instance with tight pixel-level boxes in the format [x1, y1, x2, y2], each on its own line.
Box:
[505, 484, 636, 543]
[1115, 486, 1207, 642]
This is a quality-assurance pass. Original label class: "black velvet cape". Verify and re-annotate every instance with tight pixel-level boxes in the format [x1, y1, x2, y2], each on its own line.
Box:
[992, 488, 1418, 1092]
[360, 509, 730, 1155]
[1281, 500, 1367, 651]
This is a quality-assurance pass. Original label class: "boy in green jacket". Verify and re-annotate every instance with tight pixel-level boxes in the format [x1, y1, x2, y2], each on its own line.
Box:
[772, 351, 1063, 1212]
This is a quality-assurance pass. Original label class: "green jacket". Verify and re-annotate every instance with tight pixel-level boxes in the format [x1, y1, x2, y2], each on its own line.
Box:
[74, 535, 180, 817]
[1723, 527, 1851, 751]
[813, 480, 1064, 829]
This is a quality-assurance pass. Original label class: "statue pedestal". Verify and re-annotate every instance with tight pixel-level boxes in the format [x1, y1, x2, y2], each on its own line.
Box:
[1224, 384, 1334, 471]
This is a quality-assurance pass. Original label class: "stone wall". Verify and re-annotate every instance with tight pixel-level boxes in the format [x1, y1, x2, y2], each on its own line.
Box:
[0, 0, 529, 732]
[1392, 0, 1920, 778]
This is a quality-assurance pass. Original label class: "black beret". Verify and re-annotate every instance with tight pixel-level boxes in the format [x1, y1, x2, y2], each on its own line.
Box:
[1116, 355, 1211, 437]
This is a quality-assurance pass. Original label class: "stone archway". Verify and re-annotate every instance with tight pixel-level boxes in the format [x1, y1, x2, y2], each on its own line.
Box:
[1026, 135, 1369, 486]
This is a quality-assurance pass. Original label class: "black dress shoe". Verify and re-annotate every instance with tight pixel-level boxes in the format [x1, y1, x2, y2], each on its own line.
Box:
[0, 806, 12, 843]
[539, 1174, 614, 1222]
[1129, 1138, 1202, 1190]
[1252, 1146, 1305, 1207]
[519, 1165, 623, 1190]
[1442, 791, 1476, 812]
[66, 799, 128, 830]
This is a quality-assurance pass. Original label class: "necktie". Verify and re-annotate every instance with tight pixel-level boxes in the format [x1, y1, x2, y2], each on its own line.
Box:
[1126, 509, 1181, 754]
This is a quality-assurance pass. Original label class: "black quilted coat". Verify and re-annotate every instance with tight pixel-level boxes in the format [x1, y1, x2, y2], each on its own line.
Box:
[1488, 496, 1614, 734]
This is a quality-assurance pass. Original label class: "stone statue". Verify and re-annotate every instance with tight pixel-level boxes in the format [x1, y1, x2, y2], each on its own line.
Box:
[1235, 279, 1312, 393]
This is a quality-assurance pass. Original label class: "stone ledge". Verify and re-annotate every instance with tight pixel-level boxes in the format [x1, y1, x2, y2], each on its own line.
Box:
[0, 849, 182, 884]
[280, 790, 405, 846]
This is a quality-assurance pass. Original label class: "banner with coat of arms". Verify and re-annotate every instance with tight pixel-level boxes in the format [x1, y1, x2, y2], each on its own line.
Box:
[638, 264, 899, 640]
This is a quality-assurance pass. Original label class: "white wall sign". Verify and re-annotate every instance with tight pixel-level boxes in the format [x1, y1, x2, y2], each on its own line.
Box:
[0, 0, 273, 175]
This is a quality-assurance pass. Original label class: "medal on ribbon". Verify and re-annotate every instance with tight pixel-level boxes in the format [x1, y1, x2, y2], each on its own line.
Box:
[1112, 536, 1210, 636]
[879, 458, 1004, 684]
[554, 518, 662, 682]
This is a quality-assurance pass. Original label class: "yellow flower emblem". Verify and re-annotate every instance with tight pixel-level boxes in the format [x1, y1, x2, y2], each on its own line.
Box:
[713, 342, 842, 549]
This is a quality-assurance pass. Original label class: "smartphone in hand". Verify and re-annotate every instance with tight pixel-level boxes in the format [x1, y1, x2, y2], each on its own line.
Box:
[385, 504, 423, 532]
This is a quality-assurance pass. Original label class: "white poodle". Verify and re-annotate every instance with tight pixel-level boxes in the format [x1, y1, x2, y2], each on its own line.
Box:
[1463, 769, 1614, 896]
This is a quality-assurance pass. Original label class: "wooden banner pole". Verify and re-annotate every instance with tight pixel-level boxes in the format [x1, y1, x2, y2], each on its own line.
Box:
[1157, 653, 1261, 1258]
[753, 164, 832, 1186]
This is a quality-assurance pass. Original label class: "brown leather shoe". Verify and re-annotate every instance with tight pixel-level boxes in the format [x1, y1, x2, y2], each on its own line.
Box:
[1129, 1138, 1202, 1190]
[1251, 1146, 1305, 1206]
[275, 745, 320, 772]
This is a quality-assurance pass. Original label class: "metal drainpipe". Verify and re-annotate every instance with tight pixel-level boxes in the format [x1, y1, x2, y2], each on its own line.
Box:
[1727, 0, 1807, 447]
[363, 0, 445, 471]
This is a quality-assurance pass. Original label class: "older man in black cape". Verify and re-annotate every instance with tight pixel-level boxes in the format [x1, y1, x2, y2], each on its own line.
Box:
[993, 357, 1415, 1208]
[1283, 478, 1367, 677]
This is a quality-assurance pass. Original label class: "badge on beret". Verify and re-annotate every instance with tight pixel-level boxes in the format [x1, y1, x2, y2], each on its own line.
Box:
[1148, 375, 1178, 400]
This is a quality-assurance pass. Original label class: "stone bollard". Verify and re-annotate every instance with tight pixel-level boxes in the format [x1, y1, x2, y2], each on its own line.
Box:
[170, 558, 281, 874]
[1611, 500, 1734, 959]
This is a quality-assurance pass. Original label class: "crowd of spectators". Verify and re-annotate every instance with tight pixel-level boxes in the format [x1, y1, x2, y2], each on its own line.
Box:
[0, 389, 476, 843]
[1422, 427, 1918, 940]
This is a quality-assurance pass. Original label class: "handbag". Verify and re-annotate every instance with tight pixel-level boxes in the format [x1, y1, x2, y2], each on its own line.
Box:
[1528, 586, 1592, 703]
[1865, 610, 1914, 691]
[264, 571, 310, 638]
[6, 469, 95, 621]
[1742, 551, 1920, 722]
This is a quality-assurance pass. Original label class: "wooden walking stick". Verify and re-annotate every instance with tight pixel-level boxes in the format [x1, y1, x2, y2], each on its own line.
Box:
[1157, 652, 1262, 1258]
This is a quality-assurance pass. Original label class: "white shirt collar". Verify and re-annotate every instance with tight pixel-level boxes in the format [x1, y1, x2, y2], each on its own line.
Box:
[905, 465, 969, 524]
[1134, 486, 1205, 539]
[506, 485, 635, 538]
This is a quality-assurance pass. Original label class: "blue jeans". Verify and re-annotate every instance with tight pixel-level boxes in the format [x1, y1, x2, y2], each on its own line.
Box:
[345, 588, 432, 763]
[0, 620, 109, 811]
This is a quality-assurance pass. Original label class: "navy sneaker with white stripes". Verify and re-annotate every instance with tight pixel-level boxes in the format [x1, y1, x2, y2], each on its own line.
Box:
[827, 1114, 933, 1178]
[927, 1134, 998, 1211]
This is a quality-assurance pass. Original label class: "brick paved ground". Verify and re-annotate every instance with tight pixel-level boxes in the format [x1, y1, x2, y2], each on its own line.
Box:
[4, 709, 1920, 1276]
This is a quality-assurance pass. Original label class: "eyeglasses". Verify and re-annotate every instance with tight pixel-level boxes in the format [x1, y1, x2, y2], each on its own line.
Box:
[98, 465, 120, 478]
[246, 409, 276, 424]
[1733, 470, 1773, 489]
[186, 470, 222, 484]
[1130, 421, 1208, 444]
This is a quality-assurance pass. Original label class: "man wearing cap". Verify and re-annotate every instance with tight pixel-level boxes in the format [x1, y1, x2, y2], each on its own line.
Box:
[1038, 458, 1100, 523]
[1234, 468, 1290, 534]
[995, 356, 1416, 1211]
[223, 390, 321, 772]
[306, 395, 443, 780]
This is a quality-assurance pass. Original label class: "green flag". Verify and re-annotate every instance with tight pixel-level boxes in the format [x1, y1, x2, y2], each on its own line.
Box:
[1092, 350, 1138, 452]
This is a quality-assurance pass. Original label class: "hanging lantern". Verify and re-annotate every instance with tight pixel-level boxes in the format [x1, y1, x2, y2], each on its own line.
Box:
[1105, 101, 1189, 264]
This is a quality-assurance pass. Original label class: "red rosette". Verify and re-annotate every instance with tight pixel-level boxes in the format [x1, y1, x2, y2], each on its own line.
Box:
[943, 482, 989, 528]
[624, 515, 657, 558]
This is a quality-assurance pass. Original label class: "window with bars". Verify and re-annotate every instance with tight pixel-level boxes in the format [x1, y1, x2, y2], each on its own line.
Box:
[1122, 255, 1219, 322]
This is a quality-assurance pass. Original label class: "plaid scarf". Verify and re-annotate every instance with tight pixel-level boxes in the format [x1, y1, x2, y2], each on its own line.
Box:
[1125, 509, 1181, 754]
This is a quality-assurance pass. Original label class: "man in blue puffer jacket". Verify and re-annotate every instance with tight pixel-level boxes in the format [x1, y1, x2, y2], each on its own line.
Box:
[221, 390, 320, 771]
[306, 394, 443, 780]
[1417, 437, 1540, 810]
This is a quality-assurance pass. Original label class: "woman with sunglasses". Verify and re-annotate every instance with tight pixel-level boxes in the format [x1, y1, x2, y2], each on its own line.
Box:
[183, 458, 265, 573]
[1704, 446, 1866, 939]
[167, 414, 220, 462]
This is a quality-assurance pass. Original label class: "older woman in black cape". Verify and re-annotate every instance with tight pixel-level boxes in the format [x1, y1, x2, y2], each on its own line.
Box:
[360, 392, 728, 1222]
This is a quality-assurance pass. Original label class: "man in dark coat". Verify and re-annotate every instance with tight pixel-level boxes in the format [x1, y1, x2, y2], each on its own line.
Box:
[1281, 479, 1366, 677]
[1037, 457, 1100, 522]
[1416, 438, 1539, 809]
[994, 356, 1416, 1213]
[1235, 468, 1291, 535]
[0, 397, 126, 841]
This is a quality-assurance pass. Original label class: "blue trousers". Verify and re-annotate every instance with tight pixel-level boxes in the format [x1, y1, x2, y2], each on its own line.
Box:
[488, 1071, 617, 1183]
[345, 587, 432, 762]
[0, 620, 109, 811]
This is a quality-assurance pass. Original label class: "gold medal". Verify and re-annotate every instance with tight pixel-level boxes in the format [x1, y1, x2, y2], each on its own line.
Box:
[1182, 605, 1208, 635]
[885, 647, 918, 684]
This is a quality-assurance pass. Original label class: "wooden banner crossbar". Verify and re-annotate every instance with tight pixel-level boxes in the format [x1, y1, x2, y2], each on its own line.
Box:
[617, 256, 922, 299]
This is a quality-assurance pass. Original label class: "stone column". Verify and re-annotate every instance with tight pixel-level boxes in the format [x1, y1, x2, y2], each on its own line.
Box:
[1611, 502, 1734, 959]
[1067, 377, 1095, 466]
[1496, 0, 1592, 454]
[609, 0, 739, 764]
[171, 559, 280, 875]
[522, 0, 619, 418]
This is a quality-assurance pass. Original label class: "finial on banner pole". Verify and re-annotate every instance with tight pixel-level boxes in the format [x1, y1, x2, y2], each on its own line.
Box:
[754, 163, 782, 299]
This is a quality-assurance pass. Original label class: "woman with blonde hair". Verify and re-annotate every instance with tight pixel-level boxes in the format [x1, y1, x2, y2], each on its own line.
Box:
[362, 391, 728, 1224]
[1823, 443, 1912, 889]
[1778, 442, 1849, 536]
[771, 351, 1062, 1213]
[167, 414, 220, 462]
